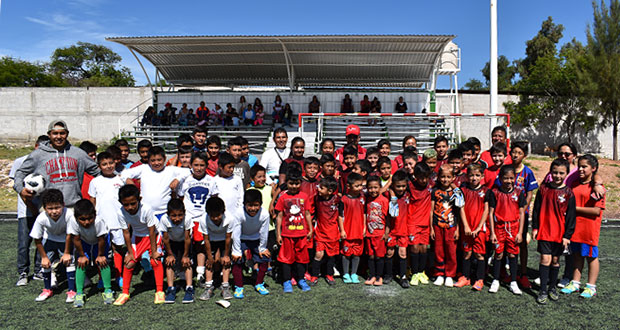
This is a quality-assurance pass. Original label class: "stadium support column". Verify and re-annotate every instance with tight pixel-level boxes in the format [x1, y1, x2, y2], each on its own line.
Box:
[490, 0, 498, 129]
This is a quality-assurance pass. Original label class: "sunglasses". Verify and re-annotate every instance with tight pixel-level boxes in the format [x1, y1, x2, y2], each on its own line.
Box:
[557, 152, 573, 157]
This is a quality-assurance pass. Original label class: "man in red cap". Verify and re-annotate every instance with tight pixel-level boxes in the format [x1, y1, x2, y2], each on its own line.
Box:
[334, 124, 367, 167]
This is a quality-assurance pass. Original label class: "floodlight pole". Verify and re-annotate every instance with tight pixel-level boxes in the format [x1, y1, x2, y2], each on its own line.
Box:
[490, 0, 498, 129]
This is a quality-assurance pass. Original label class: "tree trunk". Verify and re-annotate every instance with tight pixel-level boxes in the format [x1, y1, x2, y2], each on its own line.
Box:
[614, 121, 618, 160]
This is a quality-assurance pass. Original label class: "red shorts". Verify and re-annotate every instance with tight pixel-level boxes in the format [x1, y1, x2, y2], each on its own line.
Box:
[315, 240, 339, 257]
[495, 221, 519, 255]
[408, 225, 430, 245]
[387, 234, 408, 248]
[192, 222, 203, 242]
[462, 231, 487, 254]
[129, 235, 162, 262]
[278, 236, 310, 264]
[364, 236, 386, 258]
[341, 239, 363, 257]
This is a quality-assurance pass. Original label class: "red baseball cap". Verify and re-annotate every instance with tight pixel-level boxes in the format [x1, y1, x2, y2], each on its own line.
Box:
[346, 124, 360, 136]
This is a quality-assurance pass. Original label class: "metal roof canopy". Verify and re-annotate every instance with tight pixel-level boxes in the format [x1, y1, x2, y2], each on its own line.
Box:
[107, 35, 456, 90]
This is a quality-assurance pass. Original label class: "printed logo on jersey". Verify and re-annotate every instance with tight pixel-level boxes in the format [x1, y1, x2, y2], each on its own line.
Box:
[511, 193, 519, 202]
[188, 186, 211, 209]
[284, 198, 306, 231]
[558, 194, 566, 203]
[366, 201, 385, 234]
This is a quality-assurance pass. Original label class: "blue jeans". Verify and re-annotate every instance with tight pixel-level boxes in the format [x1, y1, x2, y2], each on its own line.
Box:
[17, 216, 41, 275]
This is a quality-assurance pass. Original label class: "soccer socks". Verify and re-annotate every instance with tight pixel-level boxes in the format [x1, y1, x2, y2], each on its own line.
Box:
[418, 252, 428, 274]
[493, 258, 501, 280]
[399, 256, 407, 278]
[296, 263, 306, 280]
[311, 259, 322, 277]
[368, 258, 376, 278]
[476, 259, 486, 281]
[282, 264, 292, 281]
[508, 257, 518, 282]
[326, 257, 335, 276]
[100, 266, 112, 291]
[549, 265, 560, 291]
[43, 269, 52, 290]
[196, 266, 205, 279]
[122, 266, 134, 294]
[384, 257, 393, 277]
[232, 264, 244, 287]
[256, 263, 267, 285]
[462, 258, 471, 280]
[150, 259, 164, 292]
[113, 252, 124, 279]
[66, 266, 76, 292]
[351, 256, 360, 275]
[539, 264, 550, 294]
[342, 257, 351, 274]
[410, 253, 419, 275]
[76, 267, 86, 294]
[376, 258, 385, 279]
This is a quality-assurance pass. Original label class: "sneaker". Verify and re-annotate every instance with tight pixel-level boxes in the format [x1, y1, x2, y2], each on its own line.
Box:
[304, 272, 312, 281]
[333, 267, 340, 277]
[454, 276, 470, 288]
[265, 267, 273, 278]
[537, 292, 548, 304]
[558, 277, 571, 288]
[233, 286, 244, 299]
[444, 277, 454, 288]
[472, 279, 484, 291]
[433, 276, 445, 286]
[182, 287, 195, 303]
[580, 285, 597, 299]
[365, 277, 376, 286]
[113, 293, 130, 306]
[489, 280, 500, 293]
[325, 275, 336, 286]
[197, 274, 206, 288]
[383, 275, 393, 285]
[199, 286, 215, 301]
[309, 276, 319, 286]
[533, 277, 541, 285]
[165, 287, 176, 304]
[509, 281, 522, 295]
[399, 278, 410, 289]
[35, 289, 53, 302]
[102, 290, 115, 304]
[518, 275, 532, 289]
[73, 293, 85, 308]
[255, 283, 270, 295]
[32, 272, 44, 281]
[154, 291, 165, 304]
[221, 284, 233, 300]
[561, 281, 580, 295]
[549, 288, 559, 301]
[66, 290, 77, 303]
[343, 273, 352, 284]
[373, 277, 383, 286]
[419, 272, 430, 285]
[350, 274, 360, 284]
[290, 277, 297, 286]
[298, 279, 311, 292]
[16, 273, 28, 286]
[283, 280, 293, 293]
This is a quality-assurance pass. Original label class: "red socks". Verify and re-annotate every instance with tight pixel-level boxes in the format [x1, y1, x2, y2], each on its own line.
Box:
[121, 258, 164, 294]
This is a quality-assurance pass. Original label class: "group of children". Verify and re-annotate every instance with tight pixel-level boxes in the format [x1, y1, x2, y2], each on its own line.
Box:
[23, 124, 606, 307]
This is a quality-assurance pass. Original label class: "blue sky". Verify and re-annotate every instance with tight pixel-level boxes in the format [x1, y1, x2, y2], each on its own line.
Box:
[0, 0, 596, 88]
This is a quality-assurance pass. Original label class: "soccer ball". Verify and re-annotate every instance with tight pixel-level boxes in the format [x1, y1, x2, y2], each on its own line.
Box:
[24, 173, 46, 195]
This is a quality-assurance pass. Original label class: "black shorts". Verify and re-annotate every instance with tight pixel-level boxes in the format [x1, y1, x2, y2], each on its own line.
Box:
[537, 240, 564, 257]
[208, 240, 227, 258]
[166, 240, 189, 270]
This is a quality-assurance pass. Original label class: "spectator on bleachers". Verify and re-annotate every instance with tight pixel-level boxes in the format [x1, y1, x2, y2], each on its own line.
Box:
[185, 108, 196, 126]
[243, 104, 255, 126]
[254, 106, 264, 126]
[140, 106, 157, 126]
[341, 94, 354, 113]
[273, 95, 284, 123]
[395, 96, 408, 113]
[196, 101, 209, 125]
[238, 96, 248, 113]
[254, 98, 264, 114]
[159, 103, 176, 126]
[210, 104, 223, 126]
[360, 95, 371, 113]
[178, 103, 190, 126]
[225, 103, 238, 126]
[283, 103, 293, 127]
[371, 97, 382, 113]
[308, 95, 321, 113]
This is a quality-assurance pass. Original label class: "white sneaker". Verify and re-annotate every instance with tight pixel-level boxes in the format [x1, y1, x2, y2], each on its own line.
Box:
[534, 277, 541, 285]
[444, 277, 454, 287]
[433, 276, 445, 286]
[489, 280, 500, 293]
[509, 281, 522, 295]
[333, 267, 341, 277]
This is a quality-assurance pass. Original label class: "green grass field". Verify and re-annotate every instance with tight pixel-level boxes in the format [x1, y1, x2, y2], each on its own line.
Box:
[0, 222, 619, 329]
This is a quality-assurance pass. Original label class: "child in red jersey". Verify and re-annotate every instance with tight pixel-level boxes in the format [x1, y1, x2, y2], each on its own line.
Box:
[365, 147, 381, 176]
[422, 149, 438, 186]
[339, 145, 359, 194]
[433, 136, 450, 172]
[309, 177, 343, 286]
[562, 154, 605, 299]
[386, 171, 412, 288]
[488, 165, 526, 295]
[275, 168, 313, 293]
[301, 157, 320, 198]
[340, 173, 366, 284]
[401, 150, 418, 179]
[319, 153, 338, 179]
[206, 135, 222, 177]
[483, 143, 507, 189]
[447, 149, 467, 187]
[532, 158, 576, 304]
[364, 176, 389, 286]
[407, 163, 433, 286]
[429, 164, 466, 288]
[455, 164, 490, 291]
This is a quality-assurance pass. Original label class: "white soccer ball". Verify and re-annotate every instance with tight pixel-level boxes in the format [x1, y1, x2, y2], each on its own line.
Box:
[24, 173, 46, 195]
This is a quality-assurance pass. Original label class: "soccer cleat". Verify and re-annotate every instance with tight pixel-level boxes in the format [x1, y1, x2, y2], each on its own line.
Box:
[325, 275, 336, 286]
[557, 277, 571, 288]
[221, 284, 233, 300]
[433, 276, 445, 286]
[373, 277, 383, 286]
[199, 286, 215, 301]
[518, 275, 532, 289]
[290, 277, 297, 286]
[561, 281, 580, 295]
[399, 278, 410, 289]
[73, 293, 85, 308]
[409, 273, 419, 286]
[283, 280, 293, 293]
[182, 287, 195, 303]
[309, 276, 319, 286]
[342, 273, 352, 284]
[419, 272, 430, 285]
[548, 288, 559, 301]
[383, 275, 393, 285]
[32, 272, 44, 281]
[66, 290, 77, 303]
[333, 267, 340, 277]
[489, 280, 500, 293]
[454, 276, 470, 288]
[365, 277, 376, 286]
[102, 290, 115, 304]
[233, 286, 244, 299]
[154, 291, 165, 304]
[16, 273, 29, 286]
[255, 283, 270, 295]
[304, 272, 312, 281]
[298, 279, 311, 292]
[113, 293, 130, 306]
[35, 289, 53, 302]
[509, 281, 522, 295]
[350, 274, 361, 284]
[165, 287, 176, 304]
[537, 292, 548, 304]
[472, 279, 484, 291]
[580, 285, 597, 299]
[444, 277, 454, 288]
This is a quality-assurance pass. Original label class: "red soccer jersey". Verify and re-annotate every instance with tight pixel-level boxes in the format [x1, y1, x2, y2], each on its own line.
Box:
[275, 191, 310, 238]
[461, 184, 490, 230]
[366, 194, 389, 237]
[483, 165, 501, 189]
[488, 187, 526, 222]
[312, 194, 341, 242]
[81, 173, 93, 199]
[570, 181, 606, 245]
[532, 183, 576, 243]
[434, 157, 449, 173]
[389, 192, 410, 236]
[207, 156, 219, 177]
[339, 194, 366, 240]
[129, 160, 143, 190]
[454, 173, 468, 188]
[339, 169, 352, 195]
[301, 177, 319, 198]
[408, 181, 432, 228]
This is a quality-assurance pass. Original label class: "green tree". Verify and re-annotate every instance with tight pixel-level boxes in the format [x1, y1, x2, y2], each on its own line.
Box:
[481, 55, 518, 91]
[519, 17, 565, 78]
[463, 78, 485, 91]
[0, 57, 65, 87]
[50, 42, 135, 87]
